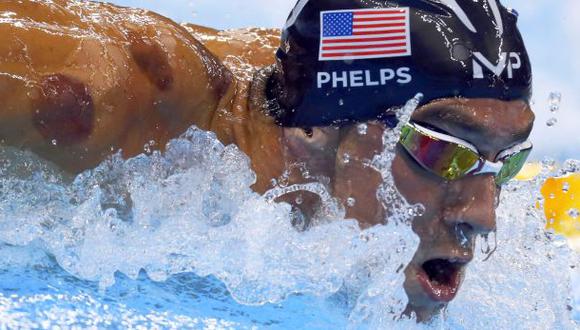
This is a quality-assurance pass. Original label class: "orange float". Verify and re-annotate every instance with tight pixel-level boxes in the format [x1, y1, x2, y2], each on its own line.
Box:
[541, 173, 580, 240]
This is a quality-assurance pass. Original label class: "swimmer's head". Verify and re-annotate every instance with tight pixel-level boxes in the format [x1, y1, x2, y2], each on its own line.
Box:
[271, 0, 532, 127]
[270, 0, 536, 321]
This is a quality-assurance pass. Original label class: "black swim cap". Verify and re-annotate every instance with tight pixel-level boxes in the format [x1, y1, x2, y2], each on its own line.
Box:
[272, 0, 532, 127]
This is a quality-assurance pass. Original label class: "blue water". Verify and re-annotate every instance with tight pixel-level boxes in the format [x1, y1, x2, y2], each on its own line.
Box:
[0, 256, 348, 328]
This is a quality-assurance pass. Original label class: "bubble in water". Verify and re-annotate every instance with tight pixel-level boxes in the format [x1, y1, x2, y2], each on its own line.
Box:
[51, 139, 58, 146]
[546, 118, 558, 127]
[338, 99, 344, 106]
[569, 209, 579, 219]
[357, 123, 368, 136]
[548, 92, 562, 113]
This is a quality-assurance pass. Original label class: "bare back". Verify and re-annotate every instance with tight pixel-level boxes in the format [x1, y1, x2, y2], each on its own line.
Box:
[0, 0, 235, 172]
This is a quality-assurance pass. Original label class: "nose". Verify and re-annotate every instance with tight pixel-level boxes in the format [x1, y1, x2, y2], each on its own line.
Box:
[442, 175, 498, 236]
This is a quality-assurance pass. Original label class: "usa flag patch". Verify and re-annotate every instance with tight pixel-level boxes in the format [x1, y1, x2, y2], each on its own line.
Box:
[319, 8, 412, 61]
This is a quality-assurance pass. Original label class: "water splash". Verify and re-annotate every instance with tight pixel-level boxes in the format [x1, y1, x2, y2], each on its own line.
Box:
[444, 160, 579, 329]
[0, 113, 419, 322]
[0, 94, 576, 328]
[373, 93, 425, 224]
[346, 94, 424, 328]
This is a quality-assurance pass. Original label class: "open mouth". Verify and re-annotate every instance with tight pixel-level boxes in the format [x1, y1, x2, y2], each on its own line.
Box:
[416, 258, 466, 303]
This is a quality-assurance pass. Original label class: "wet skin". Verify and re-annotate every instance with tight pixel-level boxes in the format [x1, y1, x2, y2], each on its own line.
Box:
[0, 0, 535, 321]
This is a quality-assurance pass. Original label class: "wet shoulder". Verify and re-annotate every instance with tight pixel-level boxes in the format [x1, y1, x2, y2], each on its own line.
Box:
[0, 0, 233, 172]
[183, 24, 280, 81]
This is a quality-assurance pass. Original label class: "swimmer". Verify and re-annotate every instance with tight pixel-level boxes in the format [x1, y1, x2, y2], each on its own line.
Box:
[0, 0, 535, 321]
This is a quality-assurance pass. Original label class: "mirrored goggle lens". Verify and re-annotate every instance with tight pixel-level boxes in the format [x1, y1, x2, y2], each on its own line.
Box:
[495, 148, 532, 185]
[400, 125, 480, 180]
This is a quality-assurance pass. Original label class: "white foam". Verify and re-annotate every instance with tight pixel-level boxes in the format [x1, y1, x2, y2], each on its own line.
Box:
[0, 96, 576, 328]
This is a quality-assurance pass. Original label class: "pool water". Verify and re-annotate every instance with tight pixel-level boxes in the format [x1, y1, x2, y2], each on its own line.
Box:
[0, 260, 349, 329]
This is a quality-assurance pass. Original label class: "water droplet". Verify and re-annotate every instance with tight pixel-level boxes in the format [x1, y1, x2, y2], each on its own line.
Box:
[338, 99, 344, 106]
[542, 158, 556, 170]
[51, 139, 58, 146]
[562, 160, 580, 174]
[546, 118, 558, 127]
[408, 204, 425, 217]
[270, 178, 278, 187]
[346, 197, 356, 207]
[562, 182, 570, 193]
[290, 206, 308, 231]
[569, 209, 579, 219]
[342, 153, 351, 164]
[455, 225, 470, 248]
[480, 231, 498, 261]
[357, 123, 368, 135]
[362, 159, 372, 168]
[295, 195, 303, 205]
[278, 172, 290, 187]
[144, 143, 152, 154]
[548, 92, 562, 113]
[549, 193, 556, 199]
[481, 235, 491, 254]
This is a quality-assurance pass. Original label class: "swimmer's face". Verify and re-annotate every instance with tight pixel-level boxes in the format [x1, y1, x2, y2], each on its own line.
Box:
[394, 98, 534, 320]
[279, 98, 534, 320]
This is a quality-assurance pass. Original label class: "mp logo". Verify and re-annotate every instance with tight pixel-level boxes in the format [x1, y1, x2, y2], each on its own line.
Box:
[473, 52, 522, 79]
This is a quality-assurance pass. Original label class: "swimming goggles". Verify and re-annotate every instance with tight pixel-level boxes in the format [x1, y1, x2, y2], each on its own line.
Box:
[399, 122, 533, 185]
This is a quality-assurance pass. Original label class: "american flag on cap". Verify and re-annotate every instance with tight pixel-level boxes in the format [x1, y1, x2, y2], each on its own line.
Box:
[318, 8, 412, 61]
